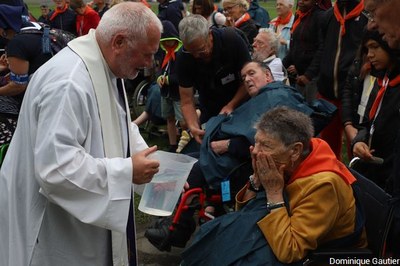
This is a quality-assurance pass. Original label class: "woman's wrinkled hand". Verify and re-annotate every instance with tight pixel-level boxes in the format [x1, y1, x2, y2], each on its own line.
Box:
[255, 152, 285, 202]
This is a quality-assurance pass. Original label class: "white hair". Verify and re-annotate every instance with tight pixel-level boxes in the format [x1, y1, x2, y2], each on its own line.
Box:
[258, 28, 279, 54]
[96, 2, 162, 47]
[279, 0, 294, 7]
[179, 15, 209, 44]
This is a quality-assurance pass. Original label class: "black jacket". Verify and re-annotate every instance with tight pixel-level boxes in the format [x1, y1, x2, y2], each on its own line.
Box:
[309, 3, 367, 100]
[352, 72, 400, 190]
[157, 0, 183, 32]
[48, 8, 77, 36]
[282, 7, 324, 79]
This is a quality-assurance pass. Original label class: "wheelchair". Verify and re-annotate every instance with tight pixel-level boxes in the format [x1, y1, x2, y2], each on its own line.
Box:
[144, 159, 253, 252]
[304, 163, 395, 265]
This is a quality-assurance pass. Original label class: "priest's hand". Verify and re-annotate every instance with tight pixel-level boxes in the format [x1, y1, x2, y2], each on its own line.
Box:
[131, 145, 160, 184]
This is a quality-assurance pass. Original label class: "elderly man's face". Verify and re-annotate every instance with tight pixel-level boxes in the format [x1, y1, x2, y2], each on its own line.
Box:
[114, 24, 161, 79]
[252, 32, 273, 62]
[365, 0, 400, 49]
[182, 32, 213, 62]
[241, 62, 273, 97]
[276, 0, 292, 17]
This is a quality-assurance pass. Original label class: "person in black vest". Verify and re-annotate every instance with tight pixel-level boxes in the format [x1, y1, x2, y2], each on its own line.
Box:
[176, 15, 251, 144]
[0, 4, 52, 144]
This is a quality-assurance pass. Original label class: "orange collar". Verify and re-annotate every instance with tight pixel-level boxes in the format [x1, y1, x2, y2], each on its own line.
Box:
[291, 9, 312, 34]
[289, 138, 356, 185]
[272, 11, 293, 27]
[333, 0, 364, 36]
[50, 4, 69, 21]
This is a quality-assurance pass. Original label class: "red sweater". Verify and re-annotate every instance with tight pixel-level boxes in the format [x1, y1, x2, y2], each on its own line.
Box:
[76, 6, 100, 36]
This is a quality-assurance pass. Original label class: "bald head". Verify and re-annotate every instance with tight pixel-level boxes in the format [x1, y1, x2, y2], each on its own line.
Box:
[95, 2, 162, 79]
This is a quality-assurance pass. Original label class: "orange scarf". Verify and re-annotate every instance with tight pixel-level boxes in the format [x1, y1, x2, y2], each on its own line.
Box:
[141, 0, 151, 8]
[271, 11, 293, 28]
[235, 12, 251, 27]
[369, 74, 400, 120]
[50, 4, 69, 21]
[161, 44, 178, 69]
[291, 9, 312, 34]
[289, 138, 356, 185]
[333, 0, 364, 36]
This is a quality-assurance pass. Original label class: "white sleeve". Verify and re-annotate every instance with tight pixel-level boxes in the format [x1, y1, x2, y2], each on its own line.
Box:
[130, 122, 148, 154]
[34, 80, 132, 233]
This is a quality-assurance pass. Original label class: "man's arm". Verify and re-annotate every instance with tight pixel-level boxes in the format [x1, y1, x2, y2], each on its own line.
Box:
[0, 56, 29, 96]
[219, 82, 248, 115]
[179, 85, 205, 143]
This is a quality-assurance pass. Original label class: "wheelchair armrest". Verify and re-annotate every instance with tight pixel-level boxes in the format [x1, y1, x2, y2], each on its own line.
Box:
[304, 248, 374, 265]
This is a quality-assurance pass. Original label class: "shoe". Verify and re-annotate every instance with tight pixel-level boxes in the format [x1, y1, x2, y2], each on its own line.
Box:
[145, 216, 196, 251]
[145, 217, 173, 251]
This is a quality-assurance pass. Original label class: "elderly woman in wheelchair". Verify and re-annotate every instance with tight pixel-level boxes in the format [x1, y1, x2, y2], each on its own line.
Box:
[145, 61, 337, 252]
[181, 107, 368, 265]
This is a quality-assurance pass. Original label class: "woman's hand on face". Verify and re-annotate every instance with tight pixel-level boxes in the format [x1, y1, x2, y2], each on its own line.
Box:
[225, 16, 235, 27]
[256, 152, 285, 197]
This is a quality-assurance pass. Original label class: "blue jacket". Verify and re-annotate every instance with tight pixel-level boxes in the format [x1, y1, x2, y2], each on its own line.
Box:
[248, 0, 270, 28]
[199, 81, 336, 187]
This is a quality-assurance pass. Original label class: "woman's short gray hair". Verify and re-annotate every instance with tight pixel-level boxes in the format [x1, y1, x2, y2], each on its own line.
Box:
[258, 28, 279, 55]
[255, 106, 314, 150]
[179, 15, 210, 44]
[96, 2, 162, 47]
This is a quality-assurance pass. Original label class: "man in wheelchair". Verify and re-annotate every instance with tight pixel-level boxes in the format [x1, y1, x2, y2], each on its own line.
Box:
[145, 61, 337, 252]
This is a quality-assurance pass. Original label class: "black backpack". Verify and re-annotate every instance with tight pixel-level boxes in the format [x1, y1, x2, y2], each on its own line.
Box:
[19, 23, 76, 56]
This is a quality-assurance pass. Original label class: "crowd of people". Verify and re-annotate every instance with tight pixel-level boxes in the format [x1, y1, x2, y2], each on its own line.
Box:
[0, 0, 400, 265]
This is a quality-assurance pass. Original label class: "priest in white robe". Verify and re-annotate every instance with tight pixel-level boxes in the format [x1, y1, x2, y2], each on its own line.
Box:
[0, 2, 162, 266]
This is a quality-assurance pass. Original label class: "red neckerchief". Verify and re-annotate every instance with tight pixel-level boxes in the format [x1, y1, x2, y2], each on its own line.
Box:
[271, 11, 293, 28]
[290, 9, 312, 34]
[141, 0, 151, 8]
[333, 0, 364, 36]
[369, 74, 400, 120]
[161, 44, 178, 69]
[50, 4, 69, 21]
[289, 138, 356, 185]
[235, 12, 251, 27]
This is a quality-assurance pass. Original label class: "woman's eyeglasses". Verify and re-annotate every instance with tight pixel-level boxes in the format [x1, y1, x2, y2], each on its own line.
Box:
[223, 4, 238, 13]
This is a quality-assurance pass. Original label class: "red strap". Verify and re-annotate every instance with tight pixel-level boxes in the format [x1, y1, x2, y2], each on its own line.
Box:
[271, 11, 293, 28]
[369, 75, 400, 120]
[235, 13, 251, 28]
[333, 0, 364, 36]
[291, 9, 311, 34]
[161, 45, 178, 69]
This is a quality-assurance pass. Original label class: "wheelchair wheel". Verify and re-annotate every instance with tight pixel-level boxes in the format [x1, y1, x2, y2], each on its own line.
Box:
[131, 80, 150, 119]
